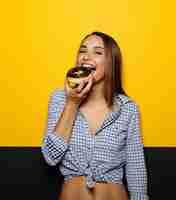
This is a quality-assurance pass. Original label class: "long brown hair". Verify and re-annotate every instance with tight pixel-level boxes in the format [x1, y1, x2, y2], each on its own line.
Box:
[80, 31, 127, 107]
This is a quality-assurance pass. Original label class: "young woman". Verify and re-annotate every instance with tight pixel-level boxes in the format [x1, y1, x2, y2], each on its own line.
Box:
[41, 31, 149, 200]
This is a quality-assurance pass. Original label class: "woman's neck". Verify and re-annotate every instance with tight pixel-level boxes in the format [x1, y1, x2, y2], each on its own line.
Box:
[80, 81, 106, 107]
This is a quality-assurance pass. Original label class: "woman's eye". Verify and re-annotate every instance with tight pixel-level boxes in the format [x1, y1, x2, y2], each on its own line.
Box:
[95, 52, 103, 55]
[79, 50, 86, 53]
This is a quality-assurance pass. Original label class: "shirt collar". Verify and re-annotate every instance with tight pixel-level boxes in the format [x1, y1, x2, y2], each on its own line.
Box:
[98, 93, 131, 133]
[112, 93, 132, 113]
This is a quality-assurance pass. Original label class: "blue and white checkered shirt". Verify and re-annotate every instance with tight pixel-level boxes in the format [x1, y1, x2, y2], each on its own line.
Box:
[41, 88, 149, 200]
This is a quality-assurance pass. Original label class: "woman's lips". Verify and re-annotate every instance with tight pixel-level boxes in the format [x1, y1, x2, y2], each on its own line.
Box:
[78, 63, 96, 70]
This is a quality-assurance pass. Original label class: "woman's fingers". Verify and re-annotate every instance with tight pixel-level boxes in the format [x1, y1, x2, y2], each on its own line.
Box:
[75, 79, 87, 93]
[79, 74, 93, 96]
[64, 74, 94, 105]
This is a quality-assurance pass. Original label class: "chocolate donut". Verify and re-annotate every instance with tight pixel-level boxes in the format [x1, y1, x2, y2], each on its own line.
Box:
[66, 66, 95, 89]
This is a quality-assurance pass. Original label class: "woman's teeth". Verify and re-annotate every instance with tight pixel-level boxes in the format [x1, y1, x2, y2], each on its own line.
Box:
[81, 64, 96, 70]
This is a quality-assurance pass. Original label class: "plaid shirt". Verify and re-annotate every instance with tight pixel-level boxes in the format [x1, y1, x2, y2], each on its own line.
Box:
[41, 88, 149, 200]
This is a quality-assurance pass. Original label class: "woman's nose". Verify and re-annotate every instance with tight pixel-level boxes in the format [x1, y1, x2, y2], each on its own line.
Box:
[83, 52, 91, 60]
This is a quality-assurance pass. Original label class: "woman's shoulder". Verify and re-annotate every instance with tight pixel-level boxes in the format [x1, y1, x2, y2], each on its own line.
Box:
[116, 93, 140, 114]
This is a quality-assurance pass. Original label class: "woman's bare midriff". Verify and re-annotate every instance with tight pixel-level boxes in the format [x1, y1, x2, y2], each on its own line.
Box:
[59, 176, 128, 200]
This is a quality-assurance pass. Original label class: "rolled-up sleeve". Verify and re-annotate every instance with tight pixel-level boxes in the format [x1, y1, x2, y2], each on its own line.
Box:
[125, 104, 149, 200]
[41, 89, 68, 166]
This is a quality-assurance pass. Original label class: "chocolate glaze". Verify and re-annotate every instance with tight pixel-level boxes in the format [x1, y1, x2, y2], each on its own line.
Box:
[66, 66, 95, 78]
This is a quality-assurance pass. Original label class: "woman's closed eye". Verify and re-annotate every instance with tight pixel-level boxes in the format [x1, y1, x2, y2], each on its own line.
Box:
[78, 49, 104, 55]
[79, 49, 87, 53]
[95, 51, 103, 55]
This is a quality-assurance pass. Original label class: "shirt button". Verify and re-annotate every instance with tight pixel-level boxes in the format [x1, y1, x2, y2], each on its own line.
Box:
[87, 162, 91, 167]
[87, 180, 95, 189]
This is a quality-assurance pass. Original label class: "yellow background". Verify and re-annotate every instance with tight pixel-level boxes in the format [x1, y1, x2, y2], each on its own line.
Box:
[0, 1, 175, 146]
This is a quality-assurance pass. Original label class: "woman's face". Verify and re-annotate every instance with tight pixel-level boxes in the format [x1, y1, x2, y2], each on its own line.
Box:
[76, 35, 106, 83]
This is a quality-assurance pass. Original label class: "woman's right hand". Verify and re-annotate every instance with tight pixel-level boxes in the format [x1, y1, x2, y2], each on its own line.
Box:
[64, 73, 94, 107]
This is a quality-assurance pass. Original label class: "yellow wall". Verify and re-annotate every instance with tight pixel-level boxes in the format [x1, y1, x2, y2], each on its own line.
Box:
[0, 0, 175, 146]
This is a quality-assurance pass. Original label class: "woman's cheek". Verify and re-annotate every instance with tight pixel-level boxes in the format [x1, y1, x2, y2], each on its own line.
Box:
[93, 69, 105, 82]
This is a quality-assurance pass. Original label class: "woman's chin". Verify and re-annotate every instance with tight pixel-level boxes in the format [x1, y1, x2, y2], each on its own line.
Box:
[93, 74, 105, 84]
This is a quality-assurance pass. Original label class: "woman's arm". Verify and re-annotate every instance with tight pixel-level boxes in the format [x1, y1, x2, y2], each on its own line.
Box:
[53, 99, 78, 142]
[125, 104, 149, 200]
[41, 74, 94, 166]
[41, 90, 76, 166]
